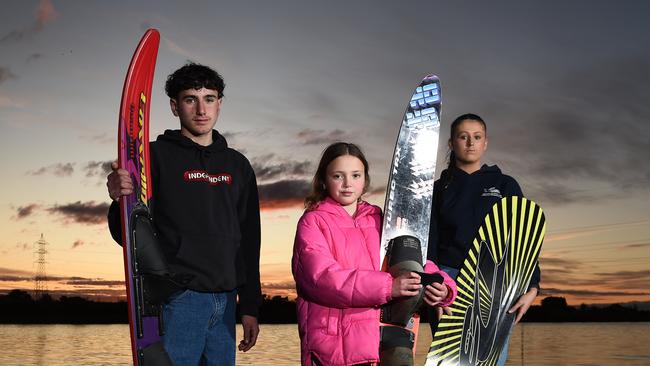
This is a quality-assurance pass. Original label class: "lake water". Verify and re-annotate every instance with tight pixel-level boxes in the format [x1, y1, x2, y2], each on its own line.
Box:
[1, 323, 649, 365]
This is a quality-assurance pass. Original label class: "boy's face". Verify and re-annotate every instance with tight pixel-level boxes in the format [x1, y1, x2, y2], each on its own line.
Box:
[170, 87, 222, 140]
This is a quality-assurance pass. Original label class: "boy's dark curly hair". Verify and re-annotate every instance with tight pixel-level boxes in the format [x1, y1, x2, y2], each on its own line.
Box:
[164, 62, 225, 99]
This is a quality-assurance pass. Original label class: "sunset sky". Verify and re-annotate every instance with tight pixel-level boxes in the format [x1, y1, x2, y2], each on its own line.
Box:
[1, 0, 649, 306]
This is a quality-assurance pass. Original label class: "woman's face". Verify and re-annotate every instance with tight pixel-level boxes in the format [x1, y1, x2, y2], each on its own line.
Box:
[449, 119, 488, 168]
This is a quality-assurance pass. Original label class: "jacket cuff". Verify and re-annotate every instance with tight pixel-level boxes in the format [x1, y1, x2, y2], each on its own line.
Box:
[239, 301, 260, 318]
[438, 270, 457, 307]
[383, 274, 393, 303]
[439, 284, 456, 307]
[526, 283, 540, 295]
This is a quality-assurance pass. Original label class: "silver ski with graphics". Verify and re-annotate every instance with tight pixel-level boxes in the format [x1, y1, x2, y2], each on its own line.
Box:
[379, 75, 441, 366]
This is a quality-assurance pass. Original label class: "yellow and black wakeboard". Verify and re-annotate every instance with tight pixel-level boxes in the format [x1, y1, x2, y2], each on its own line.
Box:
[426, 196, 545, 366]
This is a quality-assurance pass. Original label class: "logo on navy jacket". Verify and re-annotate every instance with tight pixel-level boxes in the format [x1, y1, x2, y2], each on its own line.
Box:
[481, 187, 502, 198]
[184, 170, 232, 185]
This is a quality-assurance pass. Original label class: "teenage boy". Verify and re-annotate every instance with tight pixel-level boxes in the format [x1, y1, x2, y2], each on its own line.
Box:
[107, 63, 262, 365]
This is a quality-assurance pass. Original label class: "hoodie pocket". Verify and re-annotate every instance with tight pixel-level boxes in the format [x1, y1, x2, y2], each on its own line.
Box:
[175, 233, 240, 287]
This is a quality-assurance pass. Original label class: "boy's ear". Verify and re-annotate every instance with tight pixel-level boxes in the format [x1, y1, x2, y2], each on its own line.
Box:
[170, 98, 179, 116]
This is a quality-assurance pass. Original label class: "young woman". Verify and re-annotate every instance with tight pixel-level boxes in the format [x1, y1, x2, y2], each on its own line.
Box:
[427, 114, 540, 365]
[292, 142, 457, 366]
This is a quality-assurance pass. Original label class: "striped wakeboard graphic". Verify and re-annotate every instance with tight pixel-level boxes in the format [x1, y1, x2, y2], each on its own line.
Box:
[426, 196, 545, 366]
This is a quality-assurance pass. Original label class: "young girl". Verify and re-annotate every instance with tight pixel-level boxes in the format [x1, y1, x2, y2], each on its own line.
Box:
[292, 142, 457, 366]
[427, 114, 541, 365]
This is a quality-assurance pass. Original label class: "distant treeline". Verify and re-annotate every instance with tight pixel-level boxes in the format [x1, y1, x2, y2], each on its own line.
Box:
[523, 296, 650, 322]
[0, 290, 297, 324]
[1, 290, 649, 324]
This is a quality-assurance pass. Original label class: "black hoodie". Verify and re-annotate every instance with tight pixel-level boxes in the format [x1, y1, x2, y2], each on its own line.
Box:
[427, 164, 540, 288]
[109, 129, 262, 316]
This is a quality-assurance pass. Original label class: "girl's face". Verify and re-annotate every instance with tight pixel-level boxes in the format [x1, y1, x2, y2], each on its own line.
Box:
[325, 155, 366, 214]
[449, 119, 488, 168]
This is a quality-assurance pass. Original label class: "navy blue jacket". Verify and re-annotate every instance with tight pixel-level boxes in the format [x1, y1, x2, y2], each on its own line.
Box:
[427, 164, 540, 289]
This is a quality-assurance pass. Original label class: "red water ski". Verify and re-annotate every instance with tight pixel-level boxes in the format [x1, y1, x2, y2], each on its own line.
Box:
[117, 29, 171, 366]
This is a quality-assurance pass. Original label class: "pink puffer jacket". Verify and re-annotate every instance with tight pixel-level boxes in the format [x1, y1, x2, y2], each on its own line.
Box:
[292, 197, 456, 366]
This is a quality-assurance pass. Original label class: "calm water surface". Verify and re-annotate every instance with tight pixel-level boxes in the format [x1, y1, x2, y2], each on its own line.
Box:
[1, 323, 648, 365]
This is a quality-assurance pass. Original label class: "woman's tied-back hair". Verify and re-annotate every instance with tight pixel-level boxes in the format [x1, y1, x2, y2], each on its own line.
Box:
[165, 62, 226, 100]
[304, 142, 370, 210]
